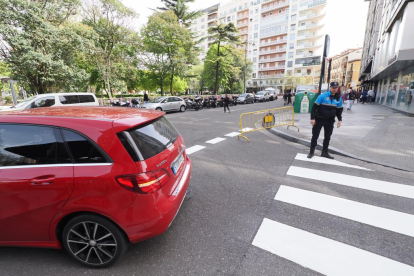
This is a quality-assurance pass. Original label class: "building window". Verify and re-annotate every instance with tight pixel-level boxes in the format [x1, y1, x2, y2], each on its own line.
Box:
[290, 24, 296, 31]
[396, 65, 414, 111]
[291, 14, 297, 21]
[289, 43, 294, 49]
[254, 32, 258, 39]
[290, 33, 295, 40]
[201, 18, 205, 22]
[288, 61, 293, 67]
[292, 5, 297, 12]
[201, 25, 205, 29]
[289, 52, 293, 58]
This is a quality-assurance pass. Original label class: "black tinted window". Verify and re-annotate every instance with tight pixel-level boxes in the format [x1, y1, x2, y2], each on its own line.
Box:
[0, 124, 71, 166]
[79, 95, 95, 103]
[59, 95, 80, 104]
[29, 97, 55, 109]
[61, 130, 108, 163]
[123, 116, 179, 160]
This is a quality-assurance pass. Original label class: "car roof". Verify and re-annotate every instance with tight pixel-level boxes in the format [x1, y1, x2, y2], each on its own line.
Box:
[0, 106, 164, 132]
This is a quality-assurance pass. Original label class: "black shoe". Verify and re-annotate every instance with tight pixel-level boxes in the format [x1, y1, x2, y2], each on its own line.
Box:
[307, 147, 315, 159]
[321, 149, 334, 159]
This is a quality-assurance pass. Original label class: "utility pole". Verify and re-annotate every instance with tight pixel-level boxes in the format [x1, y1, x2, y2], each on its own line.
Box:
[318, 35, 330, 95]
[327, 58, 332, 84]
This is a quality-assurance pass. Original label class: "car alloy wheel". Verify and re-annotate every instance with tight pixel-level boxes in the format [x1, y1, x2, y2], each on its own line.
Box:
[63, 215, 128, 268]
[156, 107, 162, 111]
[180, 105, 186, 112]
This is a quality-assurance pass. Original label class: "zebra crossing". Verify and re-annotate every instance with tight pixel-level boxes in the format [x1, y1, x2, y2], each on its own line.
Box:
[251, 153, 414, 275]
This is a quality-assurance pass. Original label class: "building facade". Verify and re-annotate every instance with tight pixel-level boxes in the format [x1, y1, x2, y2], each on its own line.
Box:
[190, 0, 327, 93]
[359, 0, 414, 113]
[326, 48, 362, 89]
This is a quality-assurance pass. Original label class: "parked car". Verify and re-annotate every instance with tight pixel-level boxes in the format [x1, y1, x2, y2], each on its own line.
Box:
[255, 91, 270, 102]
[0, 107, 191, 267]
[0, 93, 99, 111]
[237, 93, 255, 104]
[141, 96, 186, 112]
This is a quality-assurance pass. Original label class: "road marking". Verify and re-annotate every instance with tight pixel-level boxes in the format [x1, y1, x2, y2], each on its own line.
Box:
[190, 118, 210, 122]
[295, 153, 372, 170]
[242, 127, 254, 132]
[206, 137, 227, 144]
[287, 166, 414, 199]
[275, 186, 414, 237]
[252, 219, 414, 276]
[225, 132, 240, 137]
[186, 145, 205, 155]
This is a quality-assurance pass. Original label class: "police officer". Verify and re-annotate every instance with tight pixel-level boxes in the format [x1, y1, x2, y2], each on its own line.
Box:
[307, 82, 343, 159]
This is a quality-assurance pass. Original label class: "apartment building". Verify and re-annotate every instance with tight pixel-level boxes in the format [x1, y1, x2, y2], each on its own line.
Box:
[359, 0, 414, 113]
[326, 48, 362, 89]
[190, 0, 327, 93]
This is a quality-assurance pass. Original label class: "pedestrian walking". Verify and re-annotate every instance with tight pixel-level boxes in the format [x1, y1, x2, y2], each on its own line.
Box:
[347, 89, 356, 110]
[144, 91, 149, 103]
[283, 93, 288, 105]
[361, 89, 368, 104]
[307, 82, 343, 159]
[367, 89, 375, 103]
[287, 91, 292, 105]
[224, 95, 230, 113]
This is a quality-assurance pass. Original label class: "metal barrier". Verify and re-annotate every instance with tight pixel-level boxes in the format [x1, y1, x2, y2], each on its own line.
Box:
[238, 106, 299, 142]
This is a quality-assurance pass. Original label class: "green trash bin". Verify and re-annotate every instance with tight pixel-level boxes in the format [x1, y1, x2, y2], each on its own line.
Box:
[293, 91, 318, 113]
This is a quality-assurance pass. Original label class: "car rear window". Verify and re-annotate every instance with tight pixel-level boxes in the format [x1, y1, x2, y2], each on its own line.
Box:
[59, 95, 80, 104]
[119, 116, 179, 161]
[79, 95, 95, 103]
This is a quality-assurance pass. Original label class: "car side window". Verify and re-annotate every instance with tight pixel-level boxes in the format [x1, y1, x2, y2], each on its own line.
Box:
[0, 124, 71, 166]
[61, 129, 109, 164]
[29, 97, 56, 109]
[174, 97, 182, 102]
[167, 97, 175, 102]
[59, 95, 80, 104]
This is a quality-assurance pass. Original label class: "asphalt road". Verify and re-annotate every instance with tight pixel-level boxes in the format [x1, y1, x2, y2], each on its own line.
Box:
[1, 99, 414, 276]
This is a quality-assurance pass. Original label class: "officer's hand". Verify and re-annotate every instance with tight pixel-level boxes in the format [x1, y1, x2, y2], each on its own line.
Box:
[311, 120, 316, 126]
[337, 121, 342, 128]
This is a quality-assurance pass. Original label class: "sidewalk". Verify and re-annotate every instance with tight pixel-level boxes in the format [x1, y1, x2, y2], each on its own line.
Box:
[270, 102, 414, 172]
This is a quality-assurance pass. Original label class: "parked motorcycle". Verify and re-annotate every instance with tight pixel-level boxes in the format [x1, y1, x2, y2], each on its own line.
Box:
[185, 98, 200, 111]
[111, 100, 130, 107]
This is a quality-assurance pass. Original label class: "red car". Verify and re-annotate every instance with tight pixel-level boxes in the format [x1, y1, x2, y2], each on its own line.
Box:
[0, 107, 191, 267]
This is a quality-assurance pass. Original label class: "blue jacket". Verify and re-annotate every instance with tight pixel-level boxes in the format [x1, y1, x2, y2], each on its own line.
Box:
[311, 92, 343, 121]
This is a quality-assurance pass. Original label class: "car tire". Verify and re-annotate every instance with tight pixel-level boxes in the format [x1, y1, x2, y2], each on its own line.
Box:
[244, 100, 247, 104]
[180, 105, 186, 112]
[156, 107, 162, 111]
[62, 214, 129, 268]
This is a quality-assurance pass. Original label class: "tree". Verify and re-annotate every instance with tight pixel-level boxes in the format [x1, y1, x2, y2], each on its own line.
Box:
[140, 11, 197, 96]
[82, 0, 138, 98]
[0, 0, 95, 94]
[202, 45, 233, 93]
[0, 59, 11, 92]
[158, 0, 202, 27]
[207, 23, 240, 94]
[227, 46, 253, 93]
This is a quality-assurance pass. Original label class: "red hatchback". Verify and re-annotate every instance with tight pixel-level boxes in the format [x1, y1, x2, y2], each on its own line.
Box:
[0, 107, 191, 267]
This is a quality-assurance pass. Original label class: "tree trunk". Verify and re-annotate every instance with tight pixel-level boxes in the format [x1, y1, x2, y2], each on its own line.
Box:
[105, 57, 113, 99]
[214, 42, 220, 95]
[170, 67, 175, 96]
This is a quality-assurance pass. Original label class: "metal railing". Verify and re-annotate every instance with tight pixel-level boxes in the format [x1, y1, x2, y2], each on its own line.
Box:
[238, 106, 299, 142]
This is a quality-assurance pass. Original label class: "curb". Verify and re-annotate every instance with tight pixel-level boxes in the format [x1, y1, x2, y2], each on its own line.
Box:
[268, 127, 414, 173]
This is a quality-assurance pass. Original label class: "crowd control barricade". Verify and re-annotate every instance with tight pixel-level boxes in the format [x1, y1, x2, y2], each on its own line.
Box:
[238, 106, 299, 142]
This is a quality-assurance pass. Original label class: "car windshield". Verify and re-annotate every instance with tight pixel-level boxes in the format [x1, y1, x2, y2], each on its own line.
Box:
[240, 94, 247, 97]
[257, 92, 265, 95]
[14, 96, 37, 108]
[150, 97, 166, 103]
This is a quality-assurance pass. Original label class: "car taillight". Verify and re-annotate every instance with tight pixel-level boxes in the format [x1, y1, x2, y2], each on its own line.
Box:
[116, 169, 170, 194]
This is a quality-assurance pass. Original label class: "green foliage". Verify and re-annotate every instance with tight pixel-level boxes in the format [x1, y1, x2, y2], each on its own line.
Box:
[0, 0, 95, 94]
[4, 96, 13, 104]
[163, 76, 188, 93]
[158, 0, 203, 27]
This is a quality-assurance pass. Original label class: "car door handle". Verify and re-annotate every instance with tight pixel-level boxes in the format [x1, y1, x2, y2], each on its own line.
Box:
[31, 175, 55, 186]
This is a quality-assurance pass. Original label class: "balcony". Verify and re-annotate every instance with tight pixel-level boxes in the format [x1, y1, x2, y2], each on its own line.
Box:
[260, 19, 289, 29]
[261, 1, 290, 13]
[237, 13, 249, 20]
[237, 22, 249, 28]
[260, 48, 287, 55]
[296, 53, 315, 59]
[260, 38, 287, 47]
[261, 11, 289, 23]
[208, 16, 218, 21]
[259, 74, 285, 79]
[298, 12, 325, 21]
[302, 61, 321, 66]
[259, 65, 286, 71]
[296, 43, 322, 49]
[298, 22, 324, 31]
[260, 29, 288, 38]
[299, 0, 327, 10]
[260, 56, 287, 63]
[297, 33, 324, 41]
[239, 29, 249, 35]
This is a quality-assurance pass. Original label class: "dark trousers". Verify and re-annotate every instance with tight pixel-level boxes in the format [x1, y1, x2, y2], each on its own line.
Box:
[224, 103, 230, 112]
[311, 121, 334, 149]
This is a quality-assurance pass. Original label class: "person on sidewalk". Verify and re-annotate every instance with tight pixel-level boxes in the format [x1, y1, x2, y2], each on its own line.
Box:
[287, 91, 292, 105]
[283, 93, 288, 105]
[367, 89, 375, 103]
[361, 89, 368, 104]
[144, 91, 149, 103]
[224, 95, 230, 113]
[347, 89, 356, 110]
[307, 82, 343, 159]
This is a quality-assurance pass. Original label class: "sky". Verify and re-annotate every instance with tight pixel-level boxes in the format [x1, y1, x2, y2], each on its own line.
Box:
[122, 0, 370, 57]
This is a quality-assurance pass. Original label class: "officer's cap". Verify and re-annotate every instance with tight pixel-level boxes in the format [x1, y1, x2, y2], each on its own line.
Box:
[330, 82, 339, 88]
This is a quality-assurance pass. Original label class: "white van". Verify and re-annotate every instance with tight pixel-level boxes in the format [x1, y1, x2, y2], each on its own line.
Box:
[0, 93, 99, 111]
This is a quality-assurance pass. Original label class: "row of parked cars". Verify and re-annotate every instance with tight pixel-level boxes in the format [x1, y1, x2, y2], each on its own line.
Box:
[0, 93, 191, 267]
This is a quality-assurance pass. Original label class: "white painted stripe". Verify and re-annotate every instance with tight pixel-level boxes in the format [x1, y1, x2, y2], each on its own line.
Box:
[295, 153, 372, 170]
[275, 186, 414, 237]
[185, 145, 205, 155]
[253, 219, 414, 276]
[242, 127, 254, 132]
[287, 166, 414, 199]
[190, 118, 210, 122]
[206, 137, 227, 144]
[225, 132, 240, 137]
